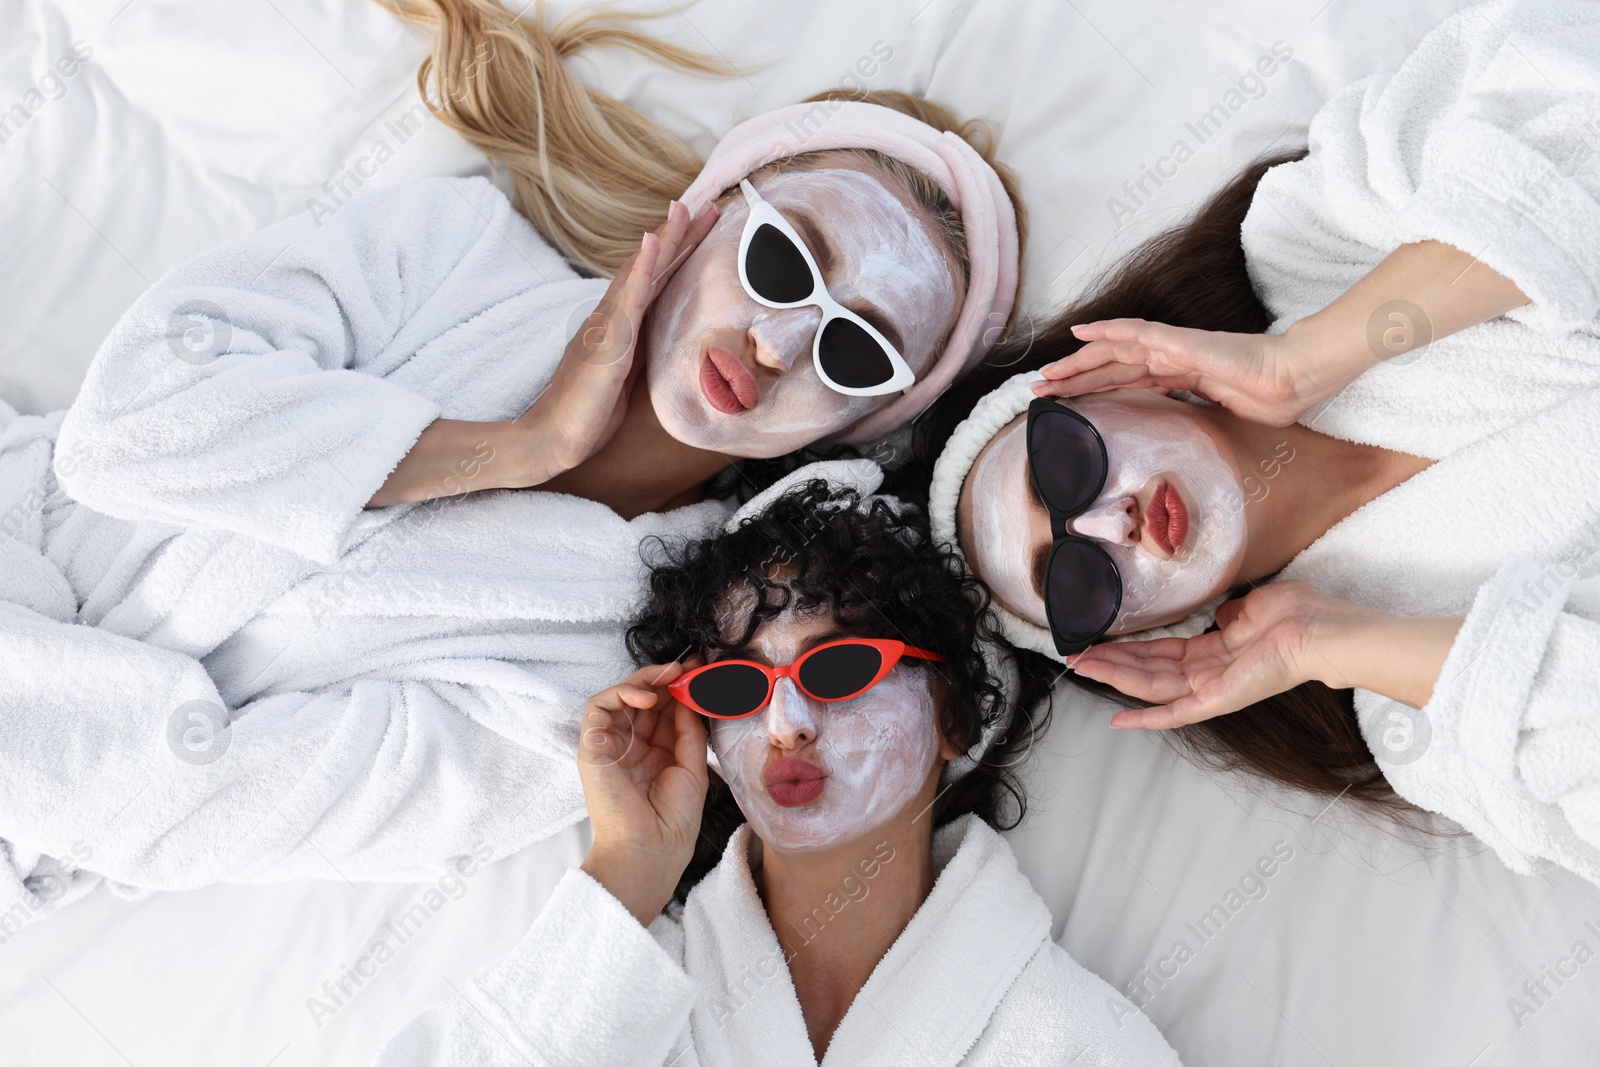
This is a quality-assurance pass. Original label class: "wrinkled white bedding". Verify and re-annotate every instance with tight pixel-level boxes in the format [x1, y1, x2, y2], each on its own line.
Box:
[2, 0, 1597, 1064]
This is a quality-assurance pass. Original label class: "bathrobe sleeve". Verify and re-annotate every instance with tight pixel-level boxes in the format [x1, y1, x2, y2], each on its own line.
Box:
[1401, 559, 1600, 882]
[54, 175, 589, 567]
[0, 591, 604, 892]
[374, 868, 699, 1067]
[1242, 0, 1600, 333]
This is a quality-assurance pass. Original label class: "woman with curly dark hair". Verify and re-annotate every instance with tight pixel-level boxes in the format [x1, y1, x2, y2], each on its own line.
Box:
[376, 477, 1181, 1066]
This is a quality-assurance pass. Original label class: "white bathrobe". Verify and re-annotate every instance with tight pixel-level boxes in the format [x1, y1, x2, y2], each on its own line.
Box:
[1240, 0, 1600, 882]
[0, 175, 728, 911]
[374, 814, 1182, 1067]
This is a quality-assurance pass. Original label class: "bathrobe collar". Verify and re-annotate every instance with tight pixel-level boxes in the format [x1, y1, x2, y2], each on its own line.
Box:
[1281, 388, 1600, 618]
[679, 814, 1053, 1067]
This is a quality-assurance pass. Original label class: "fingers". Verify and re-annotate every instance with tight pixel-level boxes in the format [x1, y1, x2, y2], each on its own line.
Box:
[1071, 655, 1194, 705]
[1035, 332, 1181, 397]
[1033, 360, 1159, 398]
[1110, 681, 1251, 729]
[651, 201, 719, 299]
[569, 231, 659, 375]
[580, 662, 687, 765]
[1070, 637, 1191, 665]
[580, 704, 630, 766]
[632, 660, 687, 690]
[1110, 702, 1207, 730]
[614, 231, 661, 318]
[1069, 318, 1179, 346]
[1037, 337, 1123, 383]
[593, 676, 665, 713]
[673, 702, 708, 781]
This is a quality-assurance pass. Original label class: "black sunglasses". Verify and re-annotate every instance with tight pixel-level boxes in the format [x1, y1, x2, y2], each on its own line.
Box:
[1026, 397, 1123, 655]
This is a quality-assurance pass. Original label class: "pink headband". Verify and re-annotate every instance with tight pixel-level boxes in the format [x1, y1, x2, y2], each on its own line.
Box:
[677, 100, 1020, 445]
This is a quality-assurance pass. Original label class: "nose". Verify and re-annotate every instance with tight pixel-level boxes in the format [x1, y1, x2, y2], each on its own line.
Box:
[765, 677, 818, 750]
[1067, 498, 1138, 544]
[749, 306, 823, 375]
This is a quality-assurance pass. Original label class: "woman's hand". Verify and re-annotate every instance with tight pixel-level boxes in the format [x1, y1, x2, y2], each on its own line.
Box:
[577, 661, 709, 927]
[366, 201, 719, 508]
[518, 200, 720, 476]
[1032, 319, 1354, 427]
[1068, 581, 1462, 728]
[1034, 242, 1529, 429]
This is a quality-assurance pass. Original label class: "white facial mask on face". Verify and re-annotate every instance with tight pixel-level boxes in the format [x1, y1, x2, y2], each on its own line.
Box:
[707, 607, 941, 854]
[963, 397, 1247, 635]
[1078, 397, 1245, 631]
[967, 420, 1042, 626]
[643, 167, 957, 460]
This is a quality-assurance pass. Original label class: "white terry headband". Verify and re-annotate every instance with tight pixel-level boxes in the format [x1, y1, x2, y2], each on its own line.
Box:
[720, 460, 1018, 782]
[929, 372, 1222, 664]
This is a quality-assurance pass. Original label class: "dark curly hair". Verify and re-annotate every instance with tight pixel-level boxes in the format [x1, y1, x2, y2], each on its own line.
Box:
[627, 481, 1056, 904]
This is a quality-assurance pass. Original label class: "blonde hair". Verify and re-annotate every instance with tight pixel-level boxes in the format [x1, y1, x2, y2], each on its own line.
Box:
[385, 0, 1026, 316]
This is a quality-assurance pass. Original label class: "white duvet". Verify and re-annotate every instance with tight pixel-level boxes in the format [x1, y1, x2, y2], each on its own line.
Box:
[3, 1, 1597, 1066]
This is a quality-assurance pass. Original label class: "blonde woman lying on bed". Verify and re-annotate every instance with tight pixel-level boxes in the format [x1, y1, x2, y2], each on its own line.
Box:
[925, 0, 1600, 885]
[0, 0, 1023, 910]
[376, 480, 1181, 1067]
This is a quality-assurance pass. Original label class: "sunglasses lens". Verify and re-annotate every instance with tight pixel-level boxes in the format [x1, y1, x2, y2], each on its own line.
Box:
[745, 224, 814, 304]
[687, 663, 771, 717]
[818, 317, 896, 390]
[1029, 409, 1106, 515]
[797, 642, 886, 700]
[1045, 540, 1121, 649]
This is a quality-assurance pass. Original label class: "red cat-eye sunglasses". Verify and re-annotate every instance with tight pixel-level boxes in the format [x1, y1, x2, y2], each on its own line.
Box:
[667, 637, 945, 720]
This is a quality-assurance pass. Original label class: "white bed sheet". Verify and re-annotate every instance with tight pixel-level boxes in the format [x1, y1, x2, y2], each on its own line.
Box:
[2, 0, 1597, 1064]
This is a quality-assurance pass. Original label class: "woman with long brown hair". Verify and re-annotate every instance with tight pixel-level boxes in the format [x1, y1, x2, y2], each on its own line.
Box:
[923, 0, 1600, 884]
[0, 0, 1027, 908]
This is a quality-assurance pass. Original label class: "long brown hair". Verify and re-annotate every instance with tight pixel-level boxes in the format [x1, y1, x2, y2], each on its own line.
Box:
[918, 151, 1430, 826]
[384, 0, 1025, 305]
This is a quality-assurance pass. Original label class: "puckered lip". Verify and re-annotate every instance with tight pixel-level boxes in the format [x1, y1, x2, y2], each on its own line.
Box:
[699, 345, 758, 414]
[763, 757, 826, 786]
[763, 756, 827, 807]
[1145, 481, 1187, 555]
